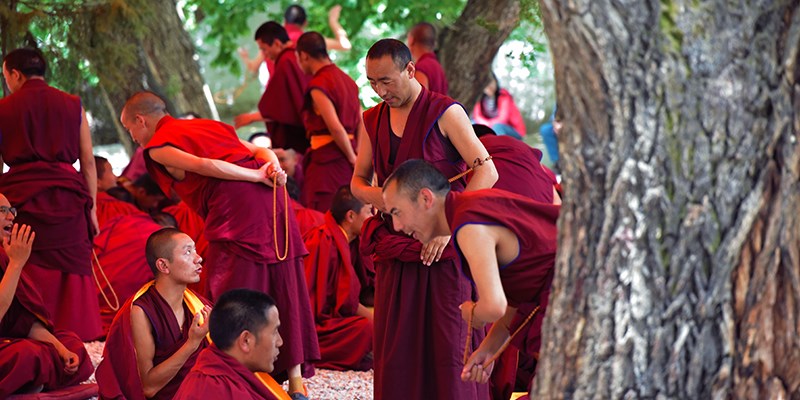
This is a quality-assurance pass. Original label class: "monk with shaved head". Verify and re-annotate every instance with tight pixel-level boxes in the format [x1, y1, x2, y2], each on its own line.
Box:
[119, 91, 319, 399]
[406, 22, 448, 95]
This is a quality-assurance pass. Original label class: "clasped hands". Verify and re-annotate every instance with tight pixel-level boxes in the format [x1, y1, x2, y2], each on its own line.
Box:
[257, 162, 287, 187]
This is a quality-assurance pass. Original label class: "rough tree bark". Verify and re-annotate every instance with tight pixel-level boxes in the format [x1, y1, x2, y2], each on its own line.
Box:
[534, 0, 799, 398]
[438, 0, 521, 109]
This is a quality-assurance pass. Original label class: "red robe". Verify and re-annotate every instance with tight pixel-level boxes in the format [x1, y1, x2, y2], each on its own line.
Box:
[362, 87, 488, 400]
[96, 190, 145, 229]
[259, 47, 311, 153]
[472, 89, 527, 137]
[0, 78, 101, 341]
[0, 250, 93, 398]
[96, 283, 210, 400]
[302, 212, 372, 371]
[415, 52, 449, 95]
[93, 213, 161, 334]
[477, 134, 557, 202]
[174, 345, 290, 400]
[292, 199, 325, 236]
[144, 116, 319, 378]
[163, 201, 210, 294]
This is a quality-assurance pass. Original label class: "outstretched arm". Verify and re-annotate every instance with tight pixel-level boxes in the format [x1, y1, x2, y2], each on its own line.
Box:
[324, 5, 352, 52]
[148, 145, 283, 187]
[456, 224, 507, 325]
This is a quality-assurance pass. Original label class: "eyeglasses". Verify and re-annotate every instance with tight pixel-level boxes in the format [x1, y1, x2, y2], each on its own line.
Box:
[0, 206, 17, 217]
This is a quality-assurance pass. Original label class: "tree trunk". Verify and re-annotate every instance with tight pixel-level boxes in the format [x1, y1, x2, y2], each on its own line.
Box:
[438, 0, 520, 109]
[534, 0, 799, 398]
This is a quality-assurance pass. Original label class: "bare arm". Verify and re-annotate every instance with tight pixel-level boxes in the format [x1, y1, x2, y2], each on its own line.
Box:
[351, 128, 384, 210]
[233, 111, 271, 129]
[239, 140, 287, 186]
[148, 145, 281, 186]
[0, 224, 34, 320]
[78, 108, 99, 234]
[28, 321, 81, 374]
[356, 304, 373, 324]
[324, 5, 352, 52]
[131, 304, 211, 398]
[310, 89, 357, 164]
[237, 49, 265, 74]
[456, 224, 508, 325]
[439, 106, 498, 191]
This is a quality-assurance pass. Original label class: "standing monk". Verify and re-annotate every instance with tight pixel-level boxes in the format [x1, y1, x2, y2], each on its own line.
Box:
[296, 31, 364, 212]
[382, 160, 558, 393]
[0, 193, 94, 397]
[235, 21, 311, 154]
[406, 22, 448, 95]
[0, 48, 102, 341]
[121, 92, 318, 399]
[352, 38, 497, 400]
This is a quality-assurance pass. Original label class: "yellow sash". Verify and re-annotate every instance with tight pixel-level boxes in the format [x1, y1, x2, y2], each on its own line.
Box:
[133, 282, 291, 400]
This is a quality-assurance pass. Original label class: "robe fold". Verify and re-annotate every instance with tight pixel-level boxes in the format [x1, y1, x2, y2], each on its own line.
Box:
[96, 191, 144, 229]
[350, 238, 375, 307]
[301, 64, 360, 212]
[478, 135, 558, 203]
[144, 116, 318, 379]
[258, 47, 311, 153]
[292, 199, 325, 236]
[93, 213, 161, 334]
[414, 52, 449, 95]
[96, 283, 211, 400]
[303, 212, 372, 371]
[361, 87, 488, 400]
[0, 79, 101, 340]
[0, 250, 93, 398]
[174, 345, 290, 400]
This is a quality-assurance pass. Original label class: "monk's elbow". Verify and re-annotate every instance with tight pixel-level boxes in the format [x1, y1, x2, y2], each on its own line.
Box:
[482, 298, 507, 323]
[142, 381, 160, 398]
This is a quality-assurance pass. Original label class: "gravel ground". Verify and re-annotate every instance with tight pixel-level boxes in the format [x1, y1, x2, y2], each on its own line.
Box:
[84, 341, 374, 399]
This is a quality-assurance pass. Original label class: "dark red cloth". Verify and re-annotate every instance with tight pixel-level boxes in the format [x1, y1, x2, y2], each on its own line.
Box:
[414, 52, 449, 95]
[174, 345, 285, 400]
[350, 237, 375, 307]
[144, 116, 318, 379]
[301, 141, 354, 212]
[302, 212, 372, 371]
[477, 135, 556, 202]
[93, 213, 161, 334]
[121, 147, 148, 183]
[258, 47, 311, 153]
[96, 191, 145, 229]
[96, 284, 211, 400]
[163, 202, 210, 294]
[472, 89, 527, 136]
[0, 251, 93, 398]
[292, 199, 325, 236]
[303, 64, 361, 134]
[361, 88, 488, 400]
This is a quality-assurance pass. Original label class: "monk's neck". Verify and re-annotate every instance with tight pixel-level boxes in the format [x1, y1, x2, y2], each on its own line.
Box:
[433, 198, 450, 237]
[154, 280, 187, 310]
[395, 83, 422, 113]
[310, 59, 332, 76]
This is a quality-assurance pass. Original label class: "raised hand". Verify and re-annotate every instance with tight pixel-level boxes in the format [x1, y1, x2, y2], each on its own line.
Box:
[2, 224, 35, 269]
[188, 305, 212, 344]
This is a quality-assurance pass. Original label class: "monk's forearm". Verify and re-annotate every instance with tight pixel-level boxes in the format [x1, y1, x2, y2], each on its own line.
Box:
[198, 158, 260, 183]
[27, 321, 66, 351]
[351, 178, 384, 210]
[0, 264, 23, 320]
[356, 304, 373, 323]
[142, 339, 203, 397]
[331, 128, 357, 164]
[464, 160, 497, 192]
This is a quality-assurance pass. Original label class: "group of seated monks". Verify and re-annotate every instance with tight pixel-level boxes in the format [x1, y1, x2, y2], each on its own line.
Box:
[0, 6, 563, 400]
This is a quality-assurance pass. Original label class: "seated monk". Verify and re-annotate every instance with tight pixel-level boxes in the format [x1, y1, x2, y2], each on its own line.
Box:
[96, 228, 212, 400]
[0, 193, 93, 397]
[174, 289, 293, 400]
[302, 186, 374, 371]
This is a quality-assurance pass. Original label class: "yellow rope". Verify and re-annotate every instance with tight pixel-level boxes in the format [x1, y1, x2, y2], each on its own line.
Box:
[91, 249, 120, 311]
[273, 174, 289, 261]
[463, 304, 540, 368]
[448, 155, 493, 183]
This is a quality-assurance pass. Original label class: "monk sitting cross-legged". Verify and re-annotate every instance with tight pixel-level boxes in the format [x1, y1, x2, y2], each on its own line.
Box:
[96, 228, 212, 400]
[0, 193, 93, 398]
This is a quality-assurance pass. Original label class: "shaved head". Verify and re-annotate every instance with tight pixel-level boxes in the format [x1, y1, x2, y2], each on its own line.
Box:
[122, 91, 167, 122]
[409, 22, 437, 50]
[145, 227, 183, 275]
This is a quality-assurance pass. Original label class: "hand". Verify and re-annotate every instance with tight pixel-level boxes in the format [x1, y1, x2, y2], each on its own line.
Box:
[328, 5, 342, 24]
[420, 235, 450, 266]
[59, 348, 80, 375]
[459, 301, 486, 329]
[460, 344, 495, 384]
[188, 305, 212, 344]
[237, 47, 250, 61]
[2, 224, 35, 268]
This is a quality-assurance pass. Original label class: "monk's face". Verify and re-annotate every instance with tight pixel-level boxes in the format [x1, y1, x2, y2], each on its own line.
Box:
[350, 204, 374, 237]
[0, 194, 16, 240]
[366, 55, 415, 108]
[1, 63, 23, 94]
[97, 160, 118, 192]
[120, 111, 152, 147]
[383, 181, 434, 243]
[257, 38, 281, 61]
[162, 233, 203, 284]
[248, 306, 283, 373]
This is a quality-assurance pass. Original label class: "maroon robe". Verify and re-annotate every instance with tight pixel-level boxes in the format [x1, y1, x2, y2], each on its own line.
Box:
[258, 47, 311, 153]
[144, 116, 319, 378]
[96, 284, 210, 400]
[94, 213, 161, 334]
[96, 190, 145, 229]
[292, 199, 325, 236]
[362, 87, 488, 400]
[121, 147, 148, 183]
[414, 52, 449, 95]
[350, 237, 375, 307]
[0, 250, 93, 398]
[477, 135, 557, 202]
[303, 212, 372, 371]
[301, 64, 361, 212]
[0, 78, 101, 341]
[174, 345, 288, 400]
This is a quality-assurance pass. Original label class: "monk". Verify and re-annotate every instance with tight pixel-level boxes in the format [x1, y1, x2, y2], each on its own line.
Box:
[382, 159, 558, 392]
[121, 91, 318, 399]
[235, 21, 311, 154]
[406, 22, 448, 95]
[96, 155, 119, 192]
[303, 186, 374, 371]
[352, 38, 497, 400]
[296, 32, 364, 212]
[0, 194, 93, 397]
[96, 228, 212, 400]
[0, 48, 102, 340]
[174, 289, 292, 400]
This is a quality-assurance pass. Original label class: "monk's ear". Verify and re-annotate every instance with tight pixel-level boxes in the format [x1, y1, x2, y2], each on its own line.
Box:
[238, 330, 253, 352]
[156, 258, 170, 274]
[405, 61, 415, 80]
[345, 209, 357, 223]
[418, 188, 435, 208]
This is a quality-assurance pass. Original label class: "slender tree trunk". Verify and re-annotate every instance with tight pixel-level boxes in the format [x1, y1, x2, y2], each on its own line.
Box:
[534, 0, 800, 398]
[438, 0, 520, 109]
